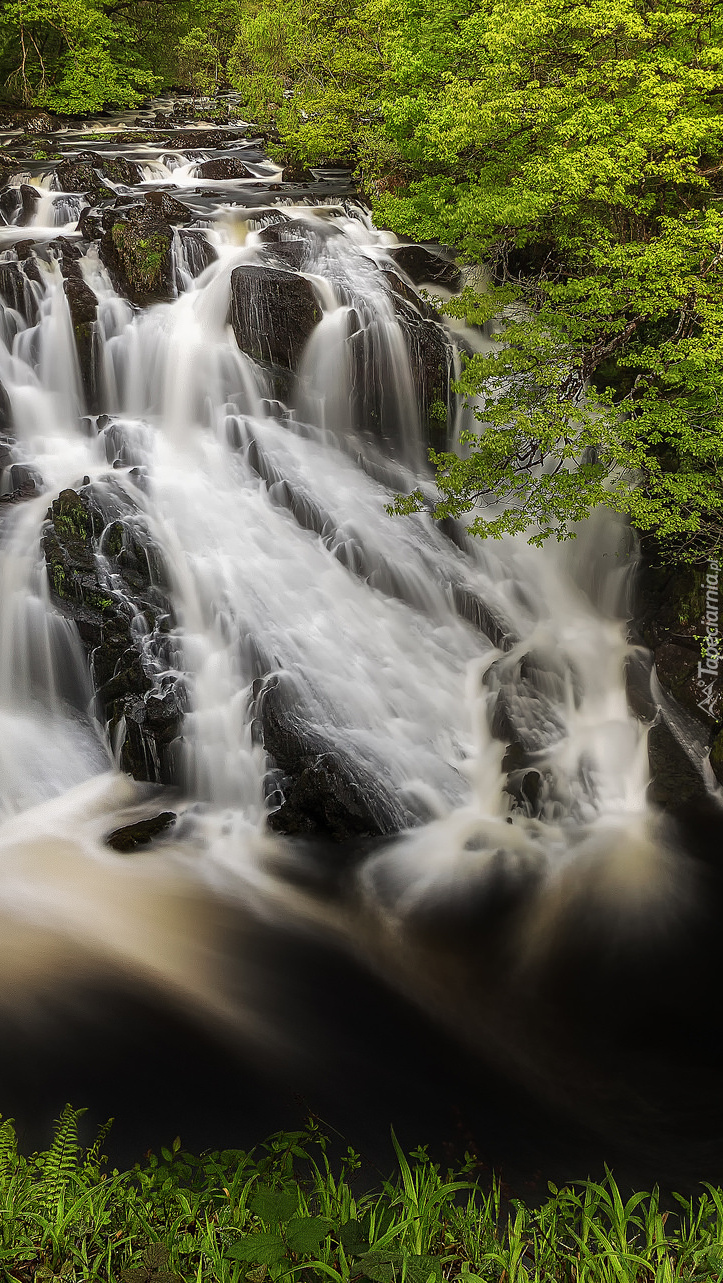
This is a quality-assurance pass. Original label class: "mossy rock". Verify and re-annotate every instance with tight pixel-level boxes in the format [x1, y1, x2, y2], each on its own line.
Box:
[100, 210, 174, 306]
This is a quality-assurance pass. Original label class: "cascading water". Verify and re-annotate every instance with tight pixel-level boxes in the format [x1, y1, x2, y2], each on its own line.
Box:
[0, 99, 720, 1181]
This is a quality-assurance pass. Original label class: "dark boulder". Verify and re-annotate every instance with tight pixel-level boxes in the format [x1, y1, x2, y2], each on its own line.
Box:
[105, 811, 176, 852]
[43, 482, 183, 783]
[0, 107, 56, 133]
[0, 177, 36, 226]
[144, 189, 195, 223]
[229, 264, 321, 370]
[388, 244, 461, 291]
[196, 157, 255, 180]
[55, 151, 143, 194]
[254, 674, 411, 840]
[100, 205, 175, 306]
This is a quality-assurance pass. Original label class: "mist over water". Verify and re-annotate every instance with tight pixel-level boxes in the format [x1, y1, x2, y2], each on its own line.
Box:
[0, 100, 721, 1185]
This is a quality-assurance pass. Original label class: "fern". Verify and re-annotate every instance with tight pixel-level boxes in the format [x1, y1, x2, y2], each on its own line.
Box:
[0, 1116, 18, 1190]
[43, 1104, 87, 1215]
[83, 1117, 113, 1180]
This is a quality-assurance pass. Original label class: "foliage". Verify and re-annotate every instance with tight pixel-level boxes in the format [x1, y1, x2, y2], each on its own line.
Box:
[226, 0, 723, 561]
[2, 1109, 723, 1282]
[0, 0, 239, 113]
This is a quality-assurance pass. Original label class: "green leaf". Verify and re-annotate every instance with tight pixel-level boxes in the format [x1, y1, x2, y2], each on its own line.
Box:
[227, 1234, 287, 1266]
[359, 1250, 403, 1283]
[143, 1245, 169, 1271]
[249, 1186, 299, 1224]
[339, 1219, 369, 1255]
[403, 1257, 442, 1283]
[284, 1216, 334, 1255]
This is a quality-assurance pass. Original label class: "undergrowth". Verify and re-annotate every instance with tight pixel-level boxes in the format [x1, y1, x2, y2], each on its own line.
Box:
[0, 1107, 722, 1283]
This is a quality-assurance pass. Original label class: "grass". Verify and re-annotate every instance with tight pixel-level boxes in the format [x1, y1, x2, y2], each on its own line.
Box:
[1, 1108, 723, 1283]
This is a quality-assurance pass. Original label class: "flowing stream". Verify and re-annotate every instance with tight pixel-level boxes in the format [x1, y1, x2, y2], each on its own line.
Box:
[0, 98, 719, 1181]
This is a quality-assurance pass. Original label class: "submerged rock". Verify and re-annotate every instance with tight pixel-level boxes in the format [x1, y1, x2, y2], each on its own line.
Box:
[254, 673, 411, 840]
[229, 264, 321, 370]
[43, 482, 183, 783]
[105, 811, 177, 852]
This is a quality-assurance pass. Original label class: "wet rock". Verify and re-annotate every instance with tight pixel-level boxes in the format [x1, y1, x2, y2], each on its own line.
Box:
[144, 189, 194, 223]
[0, 260, 41, 325]
[105, 811, 176, 852]
[0, 382, 11, 434]
[0, 184, 21, 225]
[172, 130, 242, 149]
[451, 583, 519, 651]
[388, 244, 461, 290]
[489, 684, 567, 755]
[383, 288, 452, 448]
[255, 674, 411, 840]
[229, 264, 321, 370]
[0, 181, 37, 227]
[0, 107, 56, 133]
[504, 767, 544, 816]
[196, 157, 255, 180]
[263, 239, 306, 271]
[100, 206, 175, 306]
[383, 267, 440, 322]
[42, 482, 183, 784]
[647, 712, 712, 810]
[632, 553, 723, 788]
[624, 649, 657, 722]
[61, 261, 98, 408]
[176, 228, 217, 278]
[55, 151, 143, 194]
[18, 184, 40, 226]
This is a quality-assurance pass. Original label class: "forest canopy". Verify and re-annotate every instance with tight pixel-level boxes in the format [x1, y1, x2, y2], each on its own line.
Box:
[2, 0, 723, 558]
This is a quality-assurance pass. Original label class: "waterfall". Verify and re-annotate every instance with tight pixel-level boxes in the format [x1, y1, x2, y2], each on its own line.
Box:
[0, 100, 716, 1176]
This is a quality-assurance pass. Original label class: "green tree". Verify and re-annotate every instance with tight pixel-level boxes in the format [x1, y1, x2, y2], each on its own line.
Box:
[230, 0, 723, 559]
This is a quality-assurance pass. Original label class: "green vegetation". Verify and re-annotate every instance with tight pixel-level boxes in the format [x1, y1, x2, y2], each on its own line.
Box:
[228, 0, 723, 561]
[3, 1107, 723, 1283]
[0, 0, 236, 114]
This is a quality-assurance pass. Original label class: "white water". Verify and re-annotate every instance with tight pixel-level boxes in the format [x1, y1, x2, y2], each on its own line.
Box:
[0, 117, 662, 1063]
